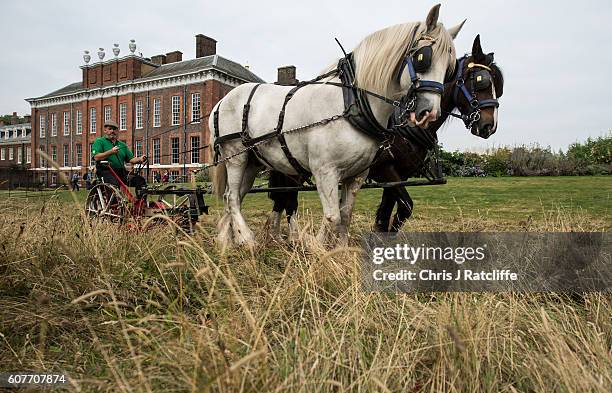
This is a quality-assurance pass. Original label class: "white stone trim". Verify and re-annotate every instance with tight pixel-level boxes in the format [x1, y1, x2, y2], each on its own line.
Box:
[27, 69, 247, 109]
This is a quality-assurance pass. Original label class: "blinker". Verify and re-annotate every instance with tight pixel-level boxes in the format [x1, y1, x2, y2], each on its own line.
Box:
[473, 70, 492, 91]
[412, 46, 432, 73]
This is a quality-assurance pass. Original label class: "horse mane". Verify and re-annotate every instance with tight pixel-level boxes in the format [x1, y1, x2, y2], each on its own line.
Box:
[352, 22, 456, 98]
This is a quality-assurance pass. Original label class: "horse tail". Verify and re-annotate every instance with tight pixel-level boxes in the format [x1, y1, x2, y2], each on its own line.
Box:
[210, 160, 227, 199]
[208, 101, 226, 199]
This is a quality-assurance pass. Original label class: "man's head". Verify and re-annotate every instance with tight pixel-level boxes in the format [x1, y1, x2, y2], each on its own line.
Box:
[103, 120, 119, 141]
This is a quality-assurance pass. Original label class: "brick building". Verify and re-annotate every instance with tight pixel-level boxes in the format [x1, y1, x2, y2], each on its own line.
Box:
[0, 113, 32, 169]
[26, 34, 264, 185]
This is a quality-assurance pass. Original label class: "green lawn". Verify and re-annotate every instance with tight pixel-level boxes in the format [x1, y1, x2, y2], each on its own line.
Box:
[1, 176, 610, 229]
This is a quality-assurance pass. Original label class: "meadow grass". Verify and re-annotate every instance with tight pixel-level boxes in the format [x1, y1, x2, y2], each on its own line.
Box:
[0, 177, 610, 392]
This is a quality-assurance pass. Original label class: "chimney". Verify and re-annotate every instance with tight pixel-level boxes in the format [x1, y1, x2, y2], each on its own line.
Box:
[151, 54, 167, 65]
[166, 51, 183, 63]
[24, 115, 31, 124]
[277, 66, 298, 86]
[196, 34, 217, 58]
[10, 112, 18, 125]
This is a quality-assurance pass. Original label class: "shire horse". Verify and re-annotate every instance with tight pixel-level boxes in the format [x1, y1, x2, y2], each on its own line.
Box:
[211, 4, 463, 247]
[268, 35, 504, 235]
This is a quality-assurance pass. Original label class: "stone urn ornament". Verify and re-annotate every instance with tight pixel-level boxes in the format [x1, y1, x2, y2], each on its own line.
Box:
[97, 48, 105, 61]
[112, 43, 120, 58]
[129, 39, 136, 54]
[83, 50, 91, 64]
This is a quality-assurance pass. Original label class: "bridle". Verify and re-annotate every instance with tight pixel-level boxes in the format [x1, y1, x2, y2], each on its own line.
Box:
[396, 34, 446, 115]
[448, 55, 500, 129]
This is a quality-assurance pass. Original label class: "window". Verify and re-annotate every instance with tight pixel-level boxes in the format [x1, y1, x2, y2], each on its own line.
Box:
[26, 147, 31, 163]
[135, 100, 143, 129]
[75, 144, 82, 166]
[153, 138, 160, 164]
[171, 96, 180, 126]
[51, 145, 57, 162]
[171, 137, 180, 164]
[104, 105, 112, 122]
[76, 110, 82, 135]
[119, 103, 127, 130]
[0, 148, 5, 160]
[90, 108, 97, 133]
[39, 146, 46, 167]
[8, 148, 14, 160]
[153, 98, 161, 127]
[51, 113, 57, 136]
[190, 136, 200, 163]
[170, 170, 179, 182]
[63, 145, 69, 166]
[63, 112, 70, 135]
[22, 129, 27, 137]
[40, 115, 46, 138]
[17, 148, 22, 164]
[191, 93, 201, 123]
[89, 143, 94, 165]
[134, 140, 143, 158]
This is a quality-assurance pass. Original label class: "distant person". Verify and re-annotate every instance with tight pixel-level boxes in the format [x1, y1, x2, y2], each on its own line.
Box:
[154, 172, 161, 184]
[162, 171, 169, 183]
[71, 172, 80, 191]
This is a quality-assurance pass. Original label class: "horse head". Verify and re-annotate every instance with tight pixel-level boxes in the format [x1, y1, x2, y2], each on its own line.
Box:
[397, 4, 465, 130]
[452, 35, 504, 138]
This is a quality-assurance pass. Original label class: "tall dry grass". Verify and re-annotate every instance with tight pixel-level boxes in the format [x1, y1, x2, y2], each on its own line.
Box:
[0, 193, 610, 392]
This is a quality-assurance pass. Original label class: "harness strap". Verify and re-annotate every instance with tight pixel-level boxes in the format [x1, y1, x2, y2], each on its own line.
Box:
[276, 85, 311, 176]
[241, 83, 276, 168]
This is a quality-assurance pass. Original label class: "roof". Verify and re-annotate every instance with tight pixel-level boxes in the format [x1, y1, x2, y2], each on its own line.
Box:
[38, 82, 85, 99]
[142, 54, 265, 83]
[29, 54, 264, 101]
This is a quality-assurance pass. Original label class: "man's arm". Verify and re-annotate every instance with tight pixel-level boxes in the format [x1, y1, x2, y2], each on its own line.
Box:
[93, 146, 119, 161]
[129, 155, 147, 164]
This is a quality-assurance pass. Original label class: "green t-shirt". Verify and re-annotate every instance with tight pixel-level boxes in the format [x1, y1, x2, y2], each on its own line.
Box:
[91, 136, 134, 169]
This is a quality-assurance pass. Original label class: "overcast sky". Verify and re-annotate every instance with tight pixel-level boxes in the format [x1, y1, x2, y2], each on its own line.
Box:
[1, 0, 610, 151]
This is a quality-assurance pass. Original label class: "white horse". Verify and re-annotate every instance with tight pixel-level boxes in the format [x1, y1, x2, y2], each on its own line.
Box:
[211, 4, 463, 247]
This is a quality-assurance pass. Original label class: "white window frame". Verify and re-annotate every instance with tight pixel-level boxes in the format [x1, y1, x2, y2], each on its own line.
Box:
[190, 136, 200, 164]
[9, 147, 14, 161]
[51, 113, 57, 136]
[75, 144, 82, 166]
[153, 138, 161, 164]
[17, 147, 22, 164]
[90, 108, 97, 134]
[51, 146, 57, 162]
[76, 110, 82, 135]
[191, 93, 201, 123]
[171, 137, 180, 164]
[39, 115, 46, 138]
[63, 145, 69, 167]
[0, 148, 5, 160]
[171, 96, 180, 126]
[26, 147, 32, 164]
[119, 103, 127, 130]
[104, 105, 112, 122]
[153, 98, 161, 127]
[134, 140, 143, 158]
[135, 100, 143, 129]
[63, 112, 70, 136]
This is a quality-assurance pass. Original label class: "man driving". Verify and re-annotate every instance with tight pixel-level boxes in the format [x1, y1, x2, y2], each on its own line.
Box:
[92, 120, 147, 192]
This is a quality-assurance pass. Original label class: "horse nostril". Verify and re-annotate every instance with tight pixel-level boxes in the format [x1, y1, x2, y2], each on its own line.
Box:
[417, 109, 429, 121]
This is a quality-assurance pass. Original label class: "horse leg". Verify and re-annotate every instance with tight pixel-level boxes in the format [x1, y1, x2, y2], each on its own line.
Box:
[390, 186, 414, 232]
[375, 187, 397, 232]
[224, 156, 255, 246]
[339, 173, 367, 245]
[285, 191, 299, 241]
[314, 171, 341, 245]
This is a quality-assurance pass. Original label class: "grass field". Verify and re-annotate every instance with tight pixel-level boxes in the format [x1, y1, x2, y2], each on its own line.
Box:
[0, 176, 610, 392]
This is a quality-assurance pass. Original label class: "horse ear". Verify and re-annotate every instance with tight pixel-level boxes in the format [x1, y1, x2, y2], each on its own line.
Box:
[426, 4, 441, 32]
[472, 34, 485, 62]
[447, 19, 466, 40]
[485, 52, 495, 65]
